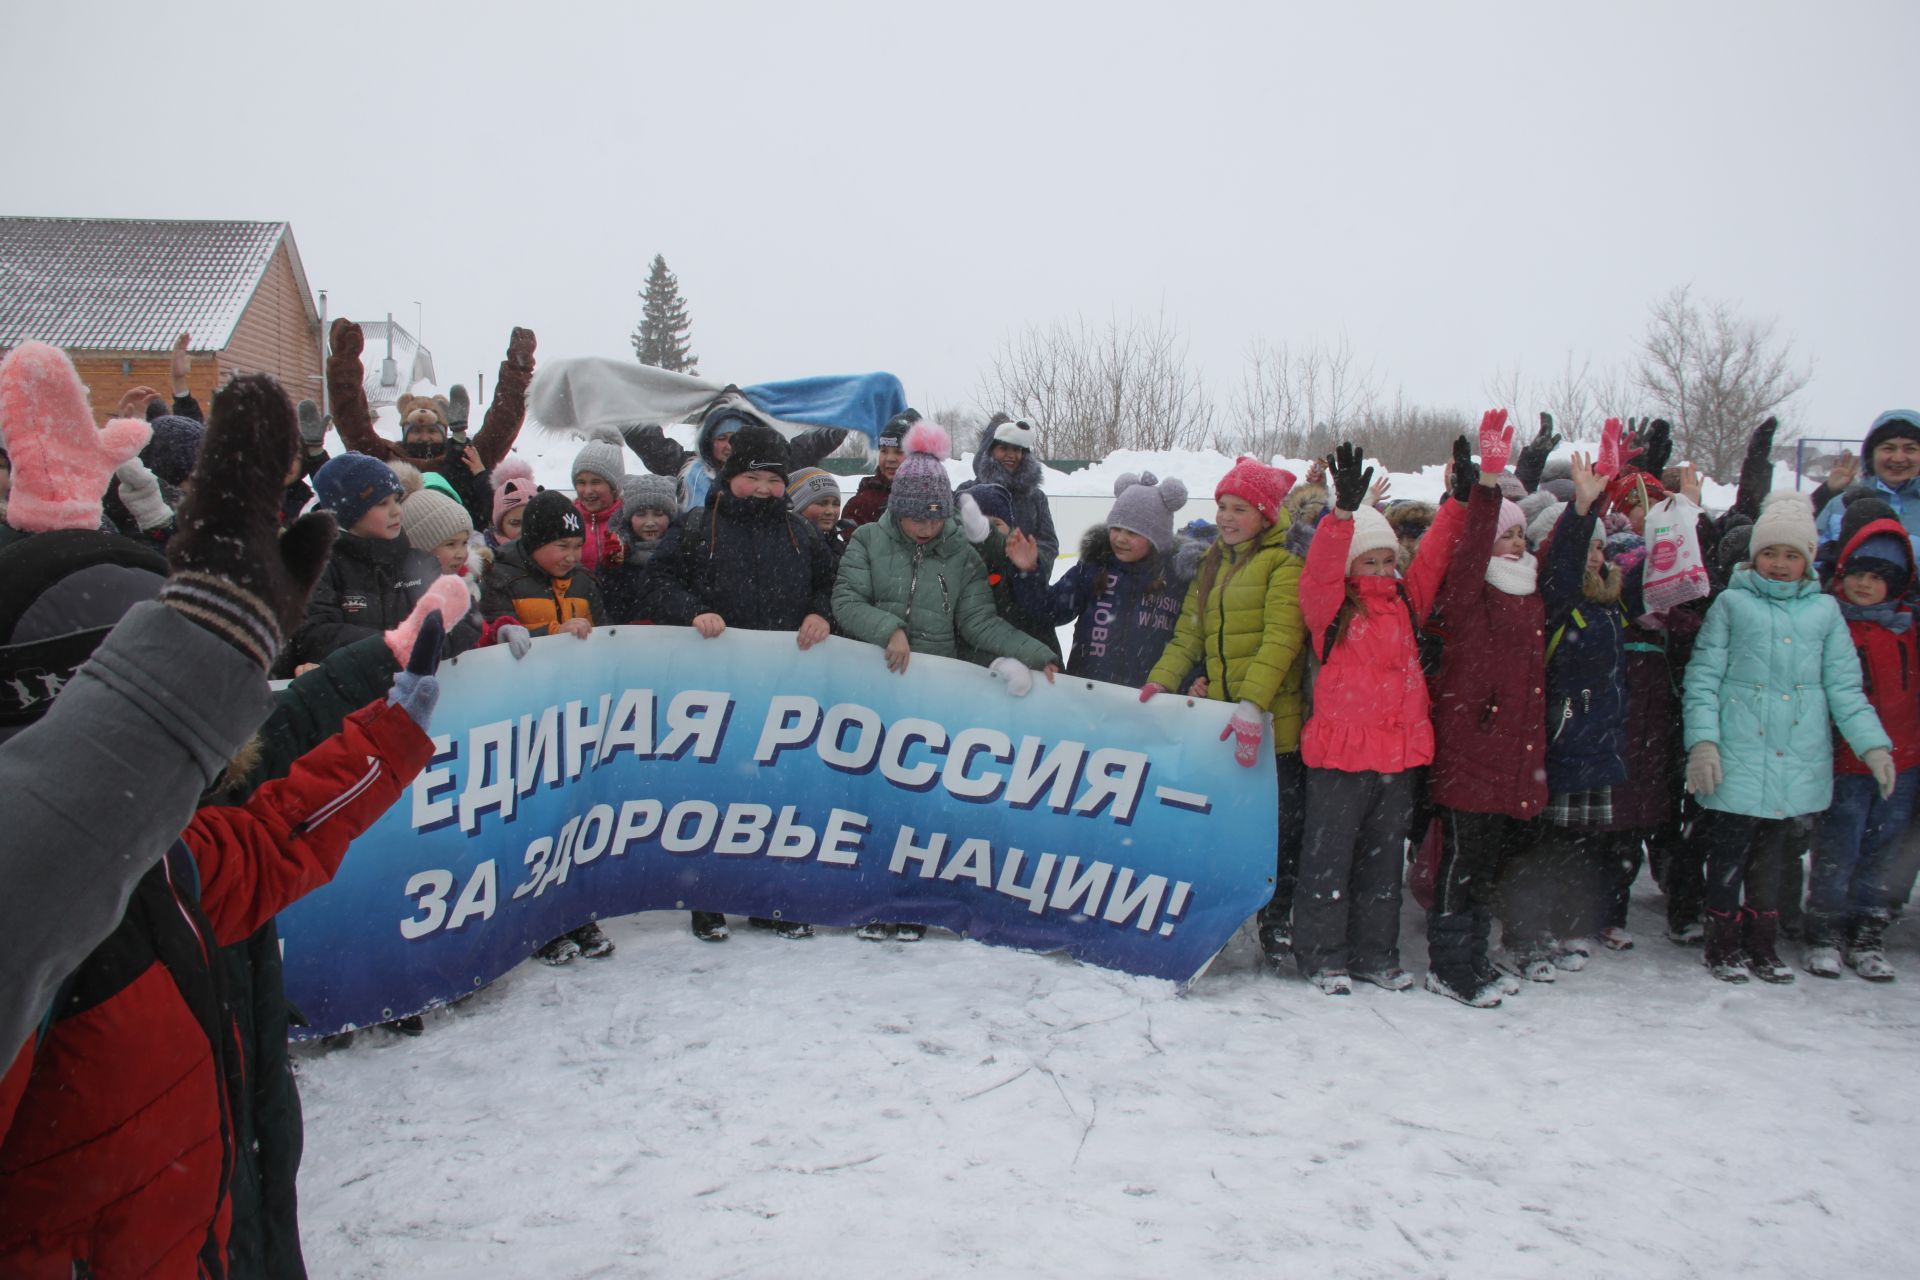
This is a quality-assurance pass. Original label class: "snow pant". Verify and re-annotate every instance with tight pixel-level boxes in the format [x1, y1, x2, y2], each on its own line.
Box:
[1652, 795, 1706, 934]
[1428, 808, 1536, 993]
[1292, 768, 1415, 977]
[1697, 810, 1813, 916]
[1256, 752, 1307, 930]
[1888, 815, 1920, 917]
[1501, 825, 1636, 952]
[1808, 767, 1920, 945]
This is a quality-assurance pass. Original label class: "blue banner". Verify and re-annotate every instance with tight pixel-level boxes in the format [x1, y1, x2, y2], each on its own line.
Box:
[277, 629, 1277, 1036]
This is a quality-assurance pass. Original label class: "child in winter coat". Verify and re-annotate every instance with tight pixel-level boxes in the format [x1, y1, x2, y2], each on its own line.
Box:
[293, 454, 446, 667]
[1497, 453, 1637, 982]
[972, 415, 1060, 579]
[1290, 444, 1463, 994]
[597, 472, 680, 623]
[833, 420, 1063, 942]
[1422, 414, 1590, 1008]
[842, 410, 915, 527]
[788, 466, 854, 559]
[1006, 471, 1196, 687]
[1683, 491, 1895, 983]
[1805, 499, 1920, 980]
[477, 490, 613, 963]
[571, 426, 629, 575]
[958, 478, 1064, 662]
[1140, 455, 1308, 964]
[486, 456, 536, 551]
[638, 422, 838, 943]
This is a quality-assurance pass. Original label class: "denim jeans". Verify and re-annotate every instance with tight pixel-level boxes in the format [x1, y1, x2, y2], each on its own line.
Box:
[1809, 767, 1920, 934]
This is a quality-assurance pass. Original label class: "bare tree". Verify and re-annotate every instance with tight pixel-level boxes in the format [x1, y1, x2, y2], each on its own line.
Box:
[976, 309, 1213, 458]
[1222, 336, 1378, 461]
[1352, 389, 1472, 473]
[1634, 285, 1810, 477]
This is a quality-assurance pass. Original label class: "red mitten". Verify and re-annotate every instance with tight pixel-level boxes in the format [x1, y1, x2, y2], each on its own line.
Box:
[1476, 408, 1514, 475]
[1596, 417, 1624, 478]
[0, 342, 151, 532]
[385, 574, 470, 665]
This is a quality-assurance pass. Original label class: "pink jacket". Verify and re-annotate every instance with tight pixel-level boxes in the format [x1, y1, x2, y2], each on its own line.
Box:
[1298, 500, 1461, 774]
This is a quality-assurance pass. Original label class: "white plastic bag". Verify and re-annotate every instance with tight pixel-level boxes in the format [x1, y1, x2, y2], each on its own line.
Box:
[1640, 493, 1710, 613]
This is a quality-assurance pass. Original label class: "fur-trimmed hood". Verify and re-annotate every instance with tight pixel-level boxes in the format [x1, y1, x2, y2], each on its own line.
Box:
[972, 419, 1046, 495]
[696, 392, 775, 471]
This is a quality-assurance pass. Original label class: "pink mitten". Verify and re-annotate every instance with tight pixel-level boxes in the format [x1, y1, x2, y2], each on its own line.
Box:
[0, 342, 151, 532]
[385, 574, 470, 664]
[1218, 699, 1267, 768]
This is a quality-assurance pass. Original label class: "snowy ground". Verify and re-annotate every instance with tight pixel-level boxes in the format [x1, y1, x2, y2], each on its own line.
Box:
[294, 880, 1919, 1279]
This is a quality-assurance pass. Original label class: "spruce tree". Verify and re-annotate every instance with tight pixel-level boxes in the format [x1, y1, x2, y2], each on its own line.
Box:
[631, 254, 699, 373]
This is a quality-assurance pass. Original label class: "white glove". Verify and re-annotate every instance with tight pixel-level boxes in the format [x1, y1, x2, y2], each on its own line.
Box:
[114, 457, 173, 530]
[1863, 747, 1898, 800]
[989, 656, 1033, 697]
[498, 623, 533, 660]
[1685, 742, 1722, 796]
[958, 492, 990, 544]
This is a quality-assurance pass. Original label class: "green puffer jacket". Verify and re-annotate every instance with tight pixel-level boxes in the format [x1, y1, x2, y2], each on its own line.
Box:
[1146, 516, 1308, 753]
[833, 515, 1058, 668]
[1682, 566, 1889, 819]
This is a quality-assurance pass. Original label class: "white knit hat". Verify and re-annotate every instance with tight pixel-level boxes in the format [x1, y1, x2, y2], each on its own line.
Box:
[1748, 491, 1818, 563]
[1346, 504, 1399, 570]
[991, 418, 1038, 451]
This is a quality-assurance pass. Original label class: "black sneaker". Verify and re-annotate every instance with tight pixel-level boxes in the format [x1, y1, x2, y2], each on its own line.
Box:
[857, 921, 895, 941]
[570, 921, 615, 959]
[536, 935, 581, 965]
[1257, 921, 1292, 964]
[775, 920, 816, 940]
[690, 912, 730, 942]
[894, 923, 926, 942]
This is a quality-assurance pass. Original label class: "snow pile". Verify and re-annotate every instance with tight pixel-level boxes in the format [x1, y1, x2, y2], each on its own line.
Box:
[294, 891, 1918, 1277]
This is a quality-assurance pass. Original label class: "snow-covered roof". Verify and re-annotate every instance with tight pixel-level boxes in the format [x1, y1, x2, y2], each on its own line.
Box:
[0, 216, 318, 353]
[354, 319, 437, 406]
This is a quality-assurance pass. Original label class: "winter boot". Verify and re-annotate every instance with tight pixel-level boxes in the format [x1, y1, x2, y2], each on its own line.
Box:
[1703, 908, 1749, 983]
[536, 934, 581, 965]
[570, 921, 615, 959]
[1742, 909, 1795, 984]
[1551, 939, 1589, 972]
[1352, 967, 1413, 991]
[1598, 926, 1635, 952]
[1804, 945, 1843, 979]
[857, 921, 895, 941]
[1846, 913, 1896, 983]
[1667, 918, 1705, 946]
[1257, 915, 1292, 965]
[690, 912, 730, 942]
[1308, 968, 1352, 996]
[894, 923, 926, 942]
[775, 919, 816, 940]
[1423, 971, 1502, 1008]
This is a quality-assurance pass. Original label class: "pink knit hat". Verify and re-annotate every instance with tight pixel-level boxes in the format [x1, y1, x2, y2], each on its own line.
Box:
[1497, 498, 1527, 540]
[0, 342, 151, 533]
[491, 455, 537, 530]
[1215, 457, 1298, 526]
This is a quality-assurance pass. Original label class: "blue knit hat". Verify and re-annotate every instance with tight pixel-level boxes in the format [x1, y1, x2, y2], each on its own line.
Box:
[962, 480, 1015, 528]
[140, 415, 204, 487]
[313, 453, 404, 530]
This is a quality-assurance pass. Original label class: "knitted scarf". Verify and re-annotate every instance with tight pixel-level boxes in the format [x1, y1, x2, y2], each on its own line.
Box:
[1483, 551, 1539, 596]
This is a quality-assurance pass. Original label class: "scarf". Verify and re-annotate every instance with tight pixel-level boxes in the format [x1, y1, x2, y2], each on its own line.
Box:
[1838, 599, 1913, 634]
[1483, 551, 1539, 596]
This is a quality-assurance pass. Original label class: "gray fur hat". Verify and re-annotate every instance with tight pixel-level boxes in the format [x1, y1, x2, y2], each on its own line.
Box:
[1106, 471, 1189, 553]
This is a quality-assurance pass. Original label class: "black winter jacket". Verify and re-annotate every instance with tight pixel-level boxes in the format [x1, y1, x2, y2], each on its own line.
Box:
[291, 532, 479, 667]
[638, 491, 836, 631]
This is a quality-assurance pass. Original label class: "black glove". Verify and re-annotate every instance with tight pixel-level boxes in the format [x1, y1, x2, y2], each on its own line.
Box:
[295, 399, 327, 451]
[1625, 416, 1673, 476]
[386, 612, 446, 731]
[1328, 442, 1373, 512]
[1516, 411, 1559, 470]
[1450, 434, 1479, 503]
[1736, 416, 1780, 520]
[161, 375, 336, 670]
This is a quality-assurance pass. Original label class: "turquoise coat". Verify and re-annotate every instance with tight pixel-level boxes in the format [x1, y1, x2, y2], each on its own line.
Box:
[1681, 567, 1890, 819]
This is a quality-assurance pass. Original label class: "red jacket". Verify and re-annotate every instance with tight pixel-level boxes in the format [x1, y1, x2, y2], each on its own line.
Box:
[1299, 500, 1462, 773]
[1427, 485, 1552, 819]
[841, 473, 890, 527]
[1831, 516, 1920, 776]
[574, 499, 626, 575]
[0, 699, 432, 1279]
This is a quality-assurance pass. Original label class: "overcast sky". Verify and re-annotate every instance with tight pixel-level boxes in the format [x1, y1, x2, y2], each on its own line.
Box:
[5, 0, 1913, 457]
